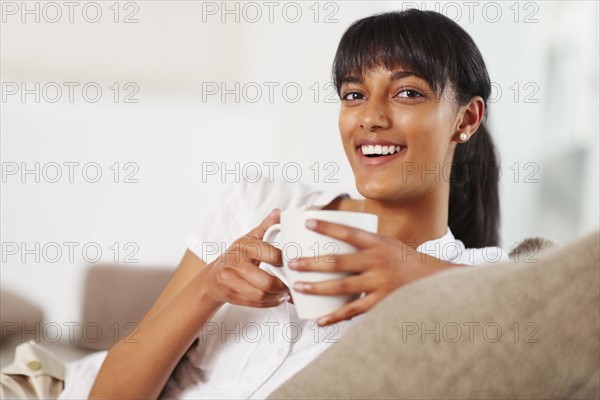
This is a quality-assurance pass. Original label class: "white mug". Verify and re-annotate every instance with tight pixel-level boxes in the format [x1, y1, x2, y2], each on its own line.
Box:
[260, 210, 378, 320]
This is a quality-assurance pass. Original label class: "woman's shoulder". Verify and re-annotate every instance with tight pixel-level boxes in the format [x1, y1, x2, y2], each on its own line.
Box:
[460, 238, 508, 267]
[463, 245, 508, 266]
[443, 228, 508, 266]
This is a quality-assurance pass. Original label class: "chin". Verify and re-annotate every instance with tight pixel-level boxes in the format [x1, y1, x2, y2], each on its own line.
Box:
[355, 178, 401, 201]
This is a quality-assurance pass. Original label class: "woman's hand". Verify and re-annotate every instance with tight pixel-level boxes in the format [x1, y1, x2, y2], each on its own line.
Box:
[202, 208, 290, 308]
[289, 219, 465, 326]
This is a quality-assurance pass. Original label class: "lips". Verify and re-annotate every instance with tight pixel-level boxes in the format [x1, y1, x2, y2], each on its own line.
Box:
[356, 138, 405, 148]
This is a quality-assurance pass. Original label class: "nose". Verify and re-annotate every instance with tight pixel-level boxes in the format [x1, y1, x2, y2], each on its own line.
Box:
[360, 97, 391, 131]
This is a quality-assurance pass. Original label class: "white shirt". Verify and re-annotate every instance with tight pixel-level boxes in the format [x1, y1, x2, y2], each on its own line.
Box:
[60, 178, 507, 399]
[163, 178, 506, 399]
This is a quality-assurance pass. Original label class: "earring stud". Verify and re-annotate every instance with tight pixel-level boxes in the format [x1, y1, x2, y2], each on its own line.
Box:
[459, 132, 468, 142]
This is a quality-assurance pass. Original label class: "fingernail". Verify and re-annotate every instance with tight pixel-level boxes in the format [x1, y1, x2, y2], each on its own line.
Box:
[288, 259, 301, 269]
[305, 219, 317, 229]
[317, 317, 328, 325]
[280, 294, 290, 302]
[269, 208, 279, 217]
[293, 282, 305, 292]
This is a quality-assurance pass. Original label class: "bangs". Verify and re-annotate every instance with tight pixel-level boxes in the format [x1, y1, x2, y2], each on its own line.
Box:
[332, 11, 459, 97]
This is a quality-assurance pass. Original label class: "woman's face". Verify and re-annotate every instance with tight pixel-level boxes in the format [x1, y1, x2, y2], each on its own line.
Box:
[339, 67, 462, 203]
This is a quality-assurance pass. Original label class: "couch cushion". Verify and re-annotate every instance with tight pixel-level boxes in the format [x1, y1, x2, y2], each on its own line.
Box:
[269, 232, 600, 399]
[0, 290, 44, 343]
[79, 265, 173, 350]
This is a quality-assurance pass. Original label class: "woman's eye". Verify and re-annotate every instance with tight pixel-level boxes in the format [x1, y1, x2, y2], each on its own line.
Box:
[397, 89, 424, 99]
[342, 92, 365, 101]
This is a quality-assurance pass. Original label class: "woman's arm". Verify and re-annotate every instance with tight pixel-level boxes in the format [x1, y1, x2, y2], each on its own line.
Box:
[89, 251, 221, 399]
[89, 209, 289, 399]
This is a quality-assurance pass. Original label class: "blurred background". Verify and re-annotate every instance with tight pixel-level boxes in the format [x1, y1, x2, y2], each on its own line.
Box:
[1, 1, 599, 343]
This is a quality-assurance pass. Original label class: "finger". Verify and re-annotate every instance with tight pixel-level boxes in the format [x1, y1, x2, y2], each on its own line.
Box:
[221, 252, 288, 293]
[293, 274, 375, 296]
[229, 289, 289, 308]
[232, 259, 289, 294]
[246, 208, 281, 240]
[235, 236, 282, 266]
[305, 219, 379, 250]
[220, 268, 289, 304]
[316, 293, 380, 326]
[229, 291, 288, 308]
[289, 252, 369, 273]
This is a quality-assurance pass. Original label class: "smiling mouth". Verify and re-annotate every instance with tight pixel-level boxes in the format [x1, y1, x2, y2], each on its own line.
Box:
[359, 144, 407, 157]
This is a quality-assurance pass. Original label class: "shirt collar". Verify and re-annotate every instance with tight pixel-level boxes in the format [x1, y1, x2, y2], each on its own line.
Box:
[304, 191, 349, 210]
[415, 227, 465, 263]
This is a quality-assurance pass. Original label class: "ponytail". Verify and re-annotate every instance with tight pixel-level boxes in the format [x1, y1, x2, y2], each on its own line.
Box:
[449, 122, 501, 248]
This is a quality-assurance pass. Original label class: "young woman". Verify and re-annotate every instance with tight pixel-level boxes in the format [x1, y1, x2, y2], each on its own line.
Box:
[9, 8, 505, 399]
[86, 8, 504, 399]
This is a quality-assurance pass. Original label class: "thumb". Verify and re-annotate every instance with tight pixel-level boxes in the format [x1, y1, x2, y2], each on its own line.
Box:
[247, 208, 281, 240]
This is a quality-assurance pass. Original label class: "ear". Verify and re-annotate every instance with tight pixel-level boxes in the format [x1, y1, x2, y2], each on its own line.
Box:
[453, 96, 485, 143]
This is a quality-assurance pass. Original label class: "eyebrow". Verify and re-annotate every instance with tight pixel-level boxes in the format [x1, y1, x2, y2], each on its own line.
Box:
[340, 70, 428, 85]
[390, 70, 426, 81]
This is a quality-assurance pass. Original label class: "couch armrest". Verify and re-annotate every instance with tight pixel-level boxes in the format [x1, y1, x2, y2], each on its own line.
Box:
[78, 264, 174, 350]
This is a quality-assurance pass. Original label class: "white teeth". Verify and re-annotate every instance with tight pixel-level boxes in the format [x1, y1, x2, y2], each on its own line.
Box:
[361, 144, 404, 156]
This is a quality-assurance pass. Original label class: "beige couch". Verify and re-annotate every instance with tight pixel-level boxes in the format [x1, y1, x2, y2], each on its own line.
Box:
[1, 233, 598, 399]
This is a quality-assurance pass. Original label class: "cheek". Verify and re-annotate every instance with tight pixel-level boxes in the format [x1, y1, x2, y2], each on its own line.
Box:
[395, 109, 435, 148]
[401, 106, 453, 152]
[338, 109, 355, 142]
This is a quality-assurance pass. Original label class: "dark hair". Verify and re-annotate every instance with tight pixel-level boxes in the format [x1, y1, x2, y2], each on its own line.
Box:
[332, 9, 500, 248]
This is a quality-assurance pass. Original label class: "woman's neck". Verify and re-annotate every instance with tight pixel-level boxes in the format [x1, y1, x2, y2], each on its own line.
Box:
[332, 188, 449, 247]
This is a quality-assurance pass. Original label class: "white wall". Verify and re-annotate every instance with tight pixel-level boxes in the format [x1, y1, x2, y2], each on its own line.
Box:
[2, 1, 598, 328]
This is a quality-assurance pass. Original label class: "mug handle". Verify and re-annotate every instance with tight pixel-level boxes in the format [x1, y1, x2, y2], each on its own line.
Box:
[260, 223, 290, 287]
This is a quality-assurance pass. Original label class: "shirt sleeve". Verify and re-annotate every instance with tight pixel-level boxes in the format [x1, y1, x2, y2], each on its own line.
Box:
[184, 180, 256, 265]
[184, 178, 326, 265]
